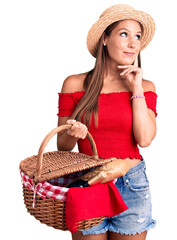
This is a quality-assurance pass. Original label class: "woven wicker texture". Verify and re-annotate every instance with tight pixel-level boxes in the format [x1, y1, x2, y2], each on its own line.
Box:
[20, 124, 114, 231]
[20, 150, 112, 183]
[23, 186, 105, 231]
[20, 124, 112, 183]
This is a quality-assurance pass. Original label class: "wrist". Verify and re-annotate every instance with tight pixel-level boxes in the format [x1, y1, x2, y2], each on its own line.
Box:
[132, 86, 144, 96]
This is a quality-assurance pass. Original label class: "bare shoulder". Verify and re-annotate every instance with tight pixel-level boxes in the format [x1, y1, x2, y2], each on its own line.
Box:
[61, 72, 88, 93]
[142, 79, 156, 93]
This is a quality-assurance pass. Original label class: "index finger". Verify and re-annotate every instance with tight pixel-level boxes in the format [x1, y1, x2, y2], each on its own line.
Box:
[133, 56, 138, 67]
[67, 119, 76, 124]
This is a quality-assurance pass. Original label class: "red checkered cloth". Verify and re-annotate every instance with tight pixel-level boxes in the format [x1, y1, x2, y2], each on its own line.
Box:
[20, 170, 69, 206]
[20, 167, 116, 208]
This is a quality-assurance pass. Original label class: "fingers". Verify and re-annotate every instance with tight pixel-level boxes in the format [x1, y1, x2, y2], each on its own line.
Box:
[117, 65, 133, 68]
[133, 56, 138, 67]
[118, 65, 134, 76]
[117, 65, 140, 69]
[118, 66, 140, 77]
[67, 119, 76, 125]
[119, 67, 131, 76]
[66, 119, 88, 139]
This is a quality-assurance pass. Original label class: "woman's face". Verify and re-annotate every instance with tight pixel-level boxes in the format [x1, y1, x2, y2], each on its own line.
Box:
[104, 20, 142, 65]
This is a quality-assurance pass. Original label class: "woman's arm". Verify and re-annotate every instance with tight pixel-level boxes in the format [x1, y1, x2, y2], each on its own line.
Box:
[57, 74, 88, 151]
[131, 82, 157, 147]
[118, 63, 157, 147]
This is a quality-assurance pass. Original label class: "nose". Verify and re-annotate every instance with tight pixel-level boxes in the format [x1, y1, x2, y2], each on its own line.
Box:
[127, 37, 136, 49]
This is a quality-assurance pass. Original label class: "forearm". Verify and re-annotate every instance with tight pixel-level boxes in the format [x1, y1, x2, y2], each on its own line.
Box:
[132, 87, 156, 147]
[57, 131, 79, 151]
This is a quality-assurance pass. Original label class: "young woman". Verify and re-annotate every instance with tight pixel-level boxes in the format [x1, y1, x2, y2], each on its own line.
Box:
[57, 4, 157, 240]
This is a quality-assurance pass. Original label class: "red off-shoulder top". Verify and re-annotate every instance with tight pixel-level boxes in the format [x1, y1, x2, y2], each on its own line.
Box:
[57, 91, 157, 160]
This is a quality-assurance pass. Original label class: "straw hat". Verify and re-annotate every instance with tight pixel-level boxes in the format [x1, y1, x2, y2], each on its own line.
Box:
[87, 4, 155, 57]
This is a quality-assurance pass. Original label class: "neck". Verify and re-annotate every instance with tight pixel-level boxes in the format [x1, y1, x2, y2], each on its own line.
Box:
[104, 56, 123, 83]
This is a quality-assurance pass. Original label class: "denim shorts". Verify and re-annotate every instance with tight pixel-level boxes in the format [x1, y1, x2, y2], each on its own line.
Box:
[82, 159, 156, 236]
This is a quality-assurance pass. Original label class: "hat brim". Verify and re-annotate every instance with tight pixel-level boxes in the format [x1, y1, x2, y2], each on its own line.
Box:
[87, 7, 155, 58]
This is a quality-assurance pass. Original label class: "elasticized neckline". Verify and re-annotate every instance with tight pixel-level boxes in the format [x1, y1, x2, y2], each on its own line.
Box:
[58, 90, 157, 96]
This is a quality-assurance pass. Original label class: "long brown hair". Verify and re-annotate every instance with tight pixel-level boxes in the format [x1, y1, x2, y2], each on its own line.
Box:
[70, 21, 142, 128]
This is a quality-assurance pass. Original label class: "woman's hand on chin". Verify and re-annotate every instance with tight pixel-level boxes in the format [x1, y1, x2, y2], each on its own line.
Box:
[117, 58, 143, 92]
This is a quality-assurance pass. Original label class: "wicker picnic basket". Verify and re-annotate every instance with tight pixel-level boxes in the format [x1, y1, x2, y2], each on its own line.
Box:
[20, 124, 113, 231]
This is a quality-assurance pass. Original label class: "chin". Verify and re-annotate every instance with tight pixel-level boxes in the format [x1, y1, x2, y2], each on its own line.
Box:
[119, 59, 134, 65]
[108, 54, 134, 66]
[114, 57, 134, 66]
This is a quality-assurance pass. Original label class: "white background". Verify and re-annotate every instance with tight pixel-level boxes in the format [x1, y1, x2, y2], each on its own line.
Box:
[1, 0, 176, 239]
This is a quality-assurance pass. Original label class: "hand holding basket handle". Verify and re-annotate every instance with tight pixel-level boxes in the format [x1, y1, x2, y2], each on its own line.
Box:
[35, 122, 99, 183]
[65, 120, 131, 184]
[66, 119, 88, 139]
[35, 121, 131, 185]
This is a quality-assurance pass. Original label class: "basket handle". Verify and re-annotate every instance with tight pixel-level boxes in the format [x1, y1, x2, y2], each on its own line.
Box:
[35, 124, 99, 180]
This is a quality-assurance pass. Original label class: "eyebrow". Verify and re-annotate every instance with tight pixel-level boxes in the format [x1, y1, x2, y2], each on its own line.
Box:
[119, 28, 142, 34]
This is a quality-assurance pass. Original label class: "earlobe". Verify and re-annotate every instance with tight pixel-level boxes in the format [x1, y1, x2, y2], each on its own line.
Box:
[103, 33, 107, 46]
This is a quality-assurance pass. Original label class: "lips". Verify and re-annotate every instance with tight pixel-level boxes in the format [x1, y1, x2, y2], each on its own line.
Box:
[124, 52, 135, 56]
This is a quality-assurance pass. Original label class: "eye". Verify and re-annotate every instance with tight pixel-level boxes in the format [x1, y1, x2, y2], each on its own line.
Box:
[120, 32, 128, 37]
[135, 34, 141, 40]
